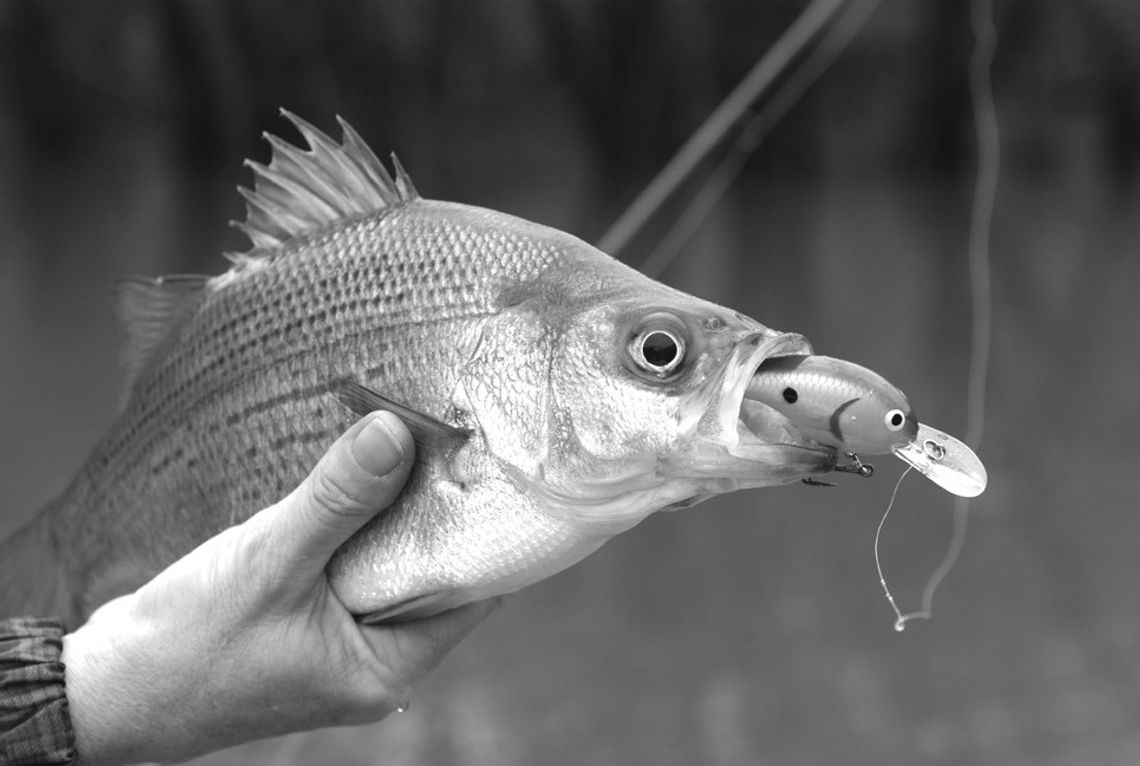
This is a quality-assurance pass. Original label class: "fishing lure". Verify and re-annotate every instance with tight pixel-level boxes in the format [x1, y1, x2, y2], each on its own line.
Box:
[745, 355, 986, 498]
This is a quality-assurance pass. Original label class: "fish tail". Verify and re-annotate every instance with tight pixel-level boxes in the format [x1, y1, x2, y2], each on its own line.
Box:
[0, 501, 75, 627]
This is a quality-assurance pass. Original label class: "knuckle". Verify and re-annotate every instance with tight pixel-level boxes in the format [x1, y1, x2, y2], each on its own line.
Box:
[308, 463, 373, 522]
[228, 522, 271, 565]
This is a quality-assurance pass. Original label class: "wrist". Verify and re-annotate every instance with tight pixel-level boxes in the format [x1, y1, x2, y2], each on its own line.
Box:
[62, 595, 153, 766]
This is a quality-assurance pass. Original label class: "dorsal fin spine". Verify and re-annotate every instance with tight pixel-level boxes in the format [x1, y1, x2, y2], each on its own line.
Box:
[261, 133, 347, 205]
[337, 116, 400, 202]
[391, 153, 419, 200]
[233, 110, 420, 257]
[243, 160, 340, 221]
[278, 113, 369, 195]
[230, 193, 288, 249]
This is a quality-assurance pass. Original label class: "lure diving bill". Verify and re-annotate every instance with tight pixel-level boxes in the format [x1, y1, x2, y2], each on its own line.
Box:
[745, 355, 987, 498]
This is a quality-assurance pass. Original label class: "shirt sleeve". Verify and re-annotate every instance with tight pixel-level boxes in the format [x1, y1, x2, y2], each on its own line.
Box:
[0, 616, 78, 766]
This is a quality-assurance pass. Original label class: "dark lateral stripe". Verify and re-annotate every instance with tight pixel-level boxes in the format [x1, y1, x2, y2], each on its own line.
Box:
[95, 313, 492, 492]
[230, 380, 339, 423]
[271, 427, 339, 453]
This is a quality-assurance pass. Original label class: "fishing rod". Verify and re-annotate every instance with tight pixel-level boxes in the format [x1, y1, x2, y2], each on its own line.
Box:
[639, 0, 883, 279]
[598, 0, 879, 264]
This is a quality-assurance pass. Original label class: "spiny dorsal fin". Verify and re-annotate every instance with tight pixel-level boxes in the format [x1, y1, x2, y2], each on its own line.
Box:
[229, 109, 419, 256]
[114, 275, 210, 407]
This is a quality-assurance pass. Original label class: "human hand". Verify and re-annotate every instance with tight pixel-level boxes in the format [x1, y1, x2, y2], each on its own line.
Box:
[62, 411, 499, 765]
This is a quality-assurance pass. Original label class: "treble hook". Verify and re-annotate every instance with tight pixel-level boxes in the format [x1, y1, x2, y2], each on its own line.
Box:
[834, 452, 875, 478]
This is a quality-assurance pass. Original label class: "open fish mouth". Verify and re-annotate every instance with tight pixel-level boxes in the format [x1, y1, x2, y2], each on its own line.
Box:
[673, 331, 836, 486]
[732, 334, 837, 461]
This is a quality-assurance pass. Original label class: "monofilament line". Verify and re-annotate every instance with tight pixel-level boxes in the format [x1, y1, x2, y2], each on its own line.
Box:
[874, 466, 914, 631]
[876, 0, 998, 631]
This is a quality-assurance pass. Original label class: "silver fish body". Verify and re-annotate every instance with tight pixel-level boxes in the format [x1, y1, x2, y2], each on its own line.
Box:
[0, 114, 835, 626]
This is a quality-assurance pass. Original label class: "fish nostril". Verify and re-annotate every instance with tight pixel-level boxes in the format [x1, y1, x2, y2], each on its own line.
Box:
[701, 315, 726, 331]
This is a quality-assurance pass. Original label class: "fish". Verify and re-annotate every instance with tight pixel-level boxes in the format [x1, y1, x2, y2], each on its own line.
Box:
[746, 354, 987, 497]
[2, 110, 852, 628]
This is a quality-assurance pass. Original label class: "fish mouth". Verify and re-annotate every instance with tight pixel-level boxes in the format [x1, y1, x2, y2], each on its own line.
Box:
[670, 331, 836, 487]
[733, 333, 838, 470]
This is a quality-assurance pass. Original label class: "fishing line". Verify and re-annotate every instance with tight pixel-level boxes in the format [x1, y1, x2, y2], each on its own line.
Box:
[876, 0, 998, 631]
[874, 465, 914, 631]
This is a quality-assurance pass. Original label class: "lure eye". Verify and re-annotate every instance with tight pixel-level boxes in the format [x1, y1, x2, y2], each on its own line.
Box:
[632, 328, 685, 377]
[885, 408, 906, 431]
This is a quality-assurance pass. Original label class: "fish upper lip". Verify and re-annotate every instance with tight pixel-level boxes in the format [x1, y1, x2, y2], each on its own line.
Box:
[753, 332, 813, 361]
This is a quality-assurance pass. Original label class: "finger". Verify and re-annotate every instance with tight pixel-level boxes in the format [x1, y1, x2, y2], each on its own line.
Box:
[361, 598, 503, 698]
[270, 411, 415, 575]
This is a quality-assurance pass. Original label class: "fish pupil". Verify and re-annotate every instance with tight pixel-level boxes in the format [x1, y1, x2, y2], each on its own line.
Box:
[890, 412, 904, 427]
[782, 387, 798, 404]
[642, 331, 679, 367]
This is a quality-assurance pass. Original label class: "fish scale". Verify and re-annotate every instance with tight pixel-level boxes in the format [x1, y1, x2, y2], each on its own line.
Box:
[51, 203, 580, 620]
[107, 215, 489, 480]
[0, 113, 836, 626]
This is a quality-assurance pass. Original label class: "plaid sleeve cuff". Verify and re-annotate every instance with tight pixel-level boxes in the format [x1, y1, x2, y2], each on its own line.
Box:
[0, 616, 77, 765]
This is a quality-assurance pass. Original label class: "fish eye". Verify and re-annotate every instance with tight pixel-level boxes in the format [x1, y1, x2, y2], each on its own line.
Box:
[885, 408, 906, 431]
[632, 328, 685, 377]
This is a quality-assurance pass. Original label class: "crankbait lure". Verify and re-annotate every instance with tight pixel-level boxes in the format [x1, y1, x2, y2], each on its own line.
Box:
[745, 355, 986, 498]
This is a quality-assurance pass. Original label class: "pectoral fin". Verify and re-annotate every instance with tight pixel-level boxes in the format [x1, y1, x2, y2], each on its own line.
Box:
[333, 378, 470, 455]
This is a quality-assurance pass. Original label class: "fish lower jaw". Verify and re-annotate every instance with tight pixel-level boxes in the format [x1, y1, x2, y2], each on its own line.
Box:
[718, 399, 838, 482]
[658, 398, 835, 490]
[680, 331, 831, 486]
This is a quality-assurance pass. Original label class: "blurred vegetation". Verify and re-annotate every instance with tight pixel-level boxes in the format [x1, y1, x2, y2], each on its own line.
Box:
[1, 0, 1138, 279]
[2, 1, 1137, 181]
[1, 0, 1137, 300]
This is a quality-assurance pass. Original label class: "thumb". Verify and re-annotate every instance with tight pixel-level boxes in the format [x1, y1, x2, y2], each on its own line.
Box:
[271, 411, 415, 574]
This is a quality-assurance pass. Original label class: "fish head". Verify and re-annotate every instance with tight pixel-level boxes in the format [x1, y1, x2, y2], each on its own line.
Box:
[505, 268, 837, 530]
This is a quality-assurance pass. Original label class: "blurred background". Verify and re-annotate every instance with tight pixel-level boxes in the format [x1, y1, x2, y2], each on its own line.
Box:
[2, 1, 1139, 764]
